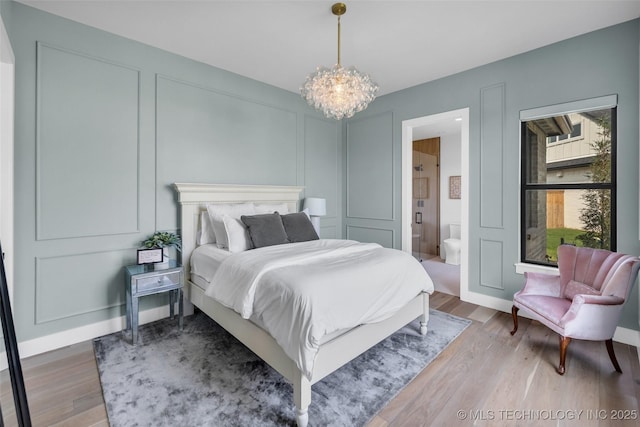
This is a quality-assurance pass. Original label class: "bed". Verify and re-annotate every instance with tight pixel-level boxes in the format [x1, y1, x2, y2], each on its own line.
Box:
[174, 183, 434, 427]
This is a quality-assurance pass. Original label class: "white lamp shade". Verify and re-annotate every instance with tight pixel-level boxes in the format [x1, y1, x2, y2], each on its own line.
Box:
[303, 198, 326, 216]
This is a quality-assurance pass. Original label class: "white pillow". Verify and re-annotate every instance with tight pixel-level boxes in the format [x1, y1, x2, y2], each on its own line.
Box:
[197, 210, 216, 245]
[222, 215, 253, 253]
[207, 203, 256, 249]
[255, 203, 290, 214]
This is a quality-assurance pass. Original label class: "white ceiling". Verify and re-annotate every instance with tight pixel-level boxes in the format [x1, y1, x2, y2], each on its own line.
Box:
[16, 0, 640, 98]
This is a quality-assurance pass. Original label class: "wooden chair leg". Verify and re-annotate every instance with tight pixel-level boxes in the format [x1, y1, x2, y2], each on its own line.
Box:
[605, 339, 622, 373]
[510, 306, 519, 335]
[557, 336, 571, 375]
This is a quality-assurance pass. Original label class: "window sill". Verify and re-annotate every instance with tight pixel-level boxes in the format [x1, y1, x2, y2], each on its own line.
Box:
[514, 262, 559, 276]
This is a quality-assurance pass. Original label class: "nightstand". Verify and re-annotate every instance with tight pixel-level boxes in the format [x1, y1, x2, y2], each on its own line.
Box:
[124, 260, 183, 345]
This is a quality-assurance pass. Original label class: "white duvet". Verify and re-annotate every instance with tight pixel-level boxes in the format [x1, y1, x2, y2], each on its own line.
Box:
[204, 239, 434, 379]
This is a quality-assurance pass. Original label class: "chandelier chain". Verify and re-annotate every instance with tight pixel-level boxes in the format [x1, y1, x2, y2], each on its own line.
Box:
[337, 15, 341, 66]
[300, 2, 379, 120]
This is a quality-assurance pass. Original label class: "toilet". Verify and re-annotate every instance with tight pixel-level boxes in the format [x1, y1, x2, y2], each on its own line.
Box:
[443, 223, 461, 265]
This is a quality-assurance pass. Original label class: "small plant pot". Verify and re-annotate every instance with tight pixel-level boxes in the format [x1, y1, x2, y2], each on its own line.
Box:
[154, 248, 170, 270]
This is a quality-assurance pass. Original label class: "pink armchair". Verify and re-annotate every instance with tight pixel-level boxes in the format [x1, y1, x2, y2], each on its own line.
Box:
[511, 245, 640, 375]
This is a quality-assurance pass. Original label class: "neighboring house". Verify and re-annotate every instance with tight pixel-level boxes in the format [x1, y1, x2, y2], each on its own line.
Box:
[546, 112, 603, 230]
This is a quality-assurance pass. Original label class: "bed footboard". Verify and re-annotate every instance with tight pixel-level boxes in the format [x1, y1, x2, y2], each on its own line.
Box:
[175, 183, 432, 427]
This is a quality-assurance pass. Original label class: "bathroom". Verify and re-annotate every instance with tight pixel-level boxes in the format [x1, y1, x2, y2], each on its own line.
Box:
[412, 126, 462, 295]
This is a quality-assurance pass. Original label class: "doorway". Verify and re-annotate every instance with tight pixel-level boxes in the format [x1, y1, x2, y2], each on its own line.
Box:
[412, 137, 440, 260]
[402, 108, 469, 299]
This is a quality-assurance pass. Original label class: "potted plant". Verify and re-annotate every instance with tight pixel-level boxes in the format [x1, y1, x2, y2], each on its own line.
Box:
[142, 231, 181, 270]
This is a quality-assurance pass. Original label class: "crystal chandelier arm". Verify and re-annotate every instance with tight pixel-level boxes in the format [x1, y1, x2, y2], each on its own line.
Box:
[301, 2, 378, 120]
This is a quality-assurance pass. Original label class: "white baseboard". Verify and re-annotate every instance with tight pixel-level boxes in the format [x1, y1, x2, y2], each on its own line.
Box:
[460, 288, 640, 348]
[0, 303, 194, 371]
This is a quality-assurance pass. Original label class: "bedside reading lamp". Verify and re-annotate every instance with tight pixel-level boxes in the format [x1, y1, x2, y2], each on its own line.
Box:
[303, 197, 326, 236]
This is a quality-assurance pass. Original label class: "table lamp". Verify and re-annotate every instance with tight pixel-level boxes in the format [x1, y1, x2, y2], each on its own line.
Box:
[303, 197, 326, 235]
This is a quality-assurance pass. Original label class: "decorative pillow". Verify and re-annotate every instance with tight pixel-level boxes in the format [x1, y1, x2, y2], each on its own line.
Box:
[281, 212, 319, 243]
[241, 212, 289, 248]
[222, 214, 253, 253]
[255, 203, 290, 215]
[197, 210, 216, 245]
[207, 203, 256, 249]
[563, 279, 600, 301]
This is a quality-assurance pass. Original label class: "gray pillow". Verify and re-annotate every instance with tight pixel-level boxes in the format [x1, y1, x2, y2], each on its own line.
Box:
[281, 212, 319, 242]
[240, 212, 289, 248]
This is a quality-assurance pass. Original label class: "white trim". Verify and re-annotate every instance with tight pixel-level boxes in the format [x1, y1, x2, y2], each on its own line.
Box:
[0, 305, 178, 371]
[0, 14, 15, 303]
[514, 262, 560, 276]
[402, 108, 470, 302]
[463, 289, 514, 314]
[613, 326, 640, 348]
[519, 94, 618, 120]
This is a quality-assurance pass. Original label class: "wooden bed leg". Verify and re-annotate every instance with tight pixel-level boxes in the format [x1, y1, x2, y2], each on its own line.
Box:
[293, 370, 311, 427]
[420, 292, 429, 336]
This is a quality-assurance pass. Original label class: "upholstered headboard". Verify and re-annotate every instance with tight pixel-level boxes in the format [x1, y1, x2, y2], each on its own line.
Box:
[173, 183, 304, 285]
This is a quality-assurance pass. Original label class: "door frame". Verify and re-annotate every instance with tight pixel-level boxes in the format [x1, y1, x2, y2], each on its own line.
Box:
[0, 15, 15, 304]
[401, 108, 469, 299]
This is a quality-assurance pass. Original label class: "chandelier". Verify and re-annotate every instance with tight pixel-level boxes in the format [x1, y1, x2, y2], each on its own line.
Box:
[300, 3, 379, 120]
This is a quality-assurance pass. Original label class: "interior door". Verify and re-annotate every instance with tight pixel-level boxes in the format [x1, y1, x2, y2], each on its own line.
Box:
[413, 138, 440, 257]
[423, 153, 439, 255]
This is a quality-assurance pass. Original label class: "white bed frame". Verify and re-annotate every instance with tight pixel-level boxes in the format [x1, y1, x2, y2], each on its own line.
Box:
[174, 183, 429, 427]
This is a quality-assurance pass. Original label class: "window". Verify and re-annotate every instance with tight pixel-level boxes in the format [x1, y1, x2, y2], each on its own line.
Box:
[520, 97, 617, 266]
[546, 122, 582, 144]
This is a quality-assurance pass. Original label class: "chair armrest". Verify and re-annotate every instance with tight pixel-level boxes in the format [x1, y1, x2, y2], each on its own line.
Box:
[572, 294, 624, 306]
[560, 294, 625, 340]
[520, 272, 561, 297]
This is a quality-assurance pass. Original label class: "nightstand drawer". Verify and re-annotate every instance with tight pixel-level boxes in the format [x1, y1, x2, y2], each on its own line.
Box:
[135, 271, 181, 293]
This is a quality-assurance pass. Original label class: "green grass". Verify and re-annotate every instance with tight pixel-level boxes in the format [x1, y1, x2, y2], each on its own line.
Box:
[546, 228, 584, 262]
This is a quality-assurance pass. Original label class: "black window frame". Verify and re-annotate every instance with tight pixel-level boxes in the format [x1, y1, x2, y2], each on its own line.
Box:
[520, 108, 617, 267]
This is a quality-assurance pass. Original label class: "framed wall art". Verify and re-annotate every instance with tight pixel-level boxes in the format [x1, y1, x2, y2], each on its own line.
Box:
[449, 175, 461, 199]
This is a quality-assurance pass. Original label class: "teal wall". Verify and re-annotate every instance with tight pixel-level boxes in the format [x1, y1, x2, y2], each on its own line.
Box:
[0, 0, 11, 32]
[3, 0, 640, 343]
[344, 19, 640, 330]
[5, 2, 341, 341]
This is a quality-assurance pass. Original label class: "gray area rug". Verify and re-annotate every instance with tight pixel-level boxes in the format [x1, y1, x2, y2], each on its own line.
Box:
[94, 309, 470, 427]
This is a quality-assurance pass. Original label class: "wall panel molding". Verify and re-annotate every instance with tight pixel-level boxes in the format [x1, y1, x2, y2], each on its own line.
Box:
[346, 225, 394, 247]
[479, 83, 505, 229]
[35, 248, 131, 324]
[346, 111, 394, 221]
[36, 42, 140, 240]
[155, 74, 298, 230]
[304, 115, 340, 219]
[479, 239, 504, 290]
[156, 74, 298, 115]
[319, 225, 337, 239]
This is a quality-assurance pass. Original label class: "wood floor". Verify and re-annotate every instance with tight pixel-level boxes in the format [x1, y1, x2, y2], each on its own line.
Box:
[2, 292, 639, 426]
